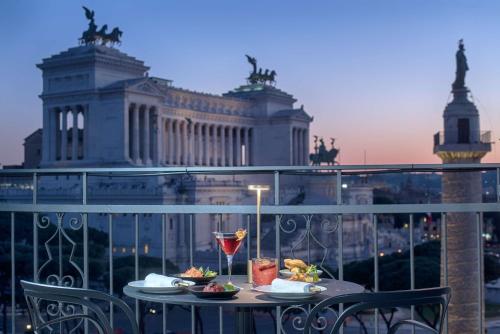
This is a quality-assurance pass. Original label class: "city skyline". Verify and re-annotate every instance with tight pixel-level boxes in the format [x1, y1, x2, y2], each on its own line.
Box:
[1, 0, 500, 166]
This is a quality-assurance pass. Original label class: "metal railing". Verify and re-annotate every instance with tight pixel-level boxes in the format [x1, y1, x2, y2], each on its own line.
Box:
[433, 130, 492, 146]
[2, 163, 500, 334]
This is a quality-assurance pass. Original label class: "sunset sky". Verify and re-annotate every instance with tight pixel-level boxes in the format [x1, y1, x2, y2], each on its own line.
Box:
[0, 0, 499, 165]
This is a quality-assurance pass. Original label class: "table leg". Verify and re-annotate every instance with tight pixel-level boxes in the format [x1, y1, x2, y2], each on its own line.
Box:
[235, 307, 254, 334]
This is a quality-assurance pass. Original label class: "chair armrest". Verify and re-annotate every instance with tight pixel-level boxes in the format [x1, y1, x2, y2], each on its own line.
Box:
[389, 319, 438, 334]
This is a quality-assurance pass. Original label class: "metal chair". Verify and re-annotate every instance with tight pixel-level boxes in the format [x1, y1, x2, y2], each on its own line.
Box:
[303, 287, 451, 334]
[21, 280, 139, 334]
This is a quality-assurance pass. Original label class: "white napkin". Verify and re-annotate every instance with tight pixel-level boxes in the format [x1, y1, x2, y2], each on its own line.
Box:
[144, 273, 182, 287]
[271, 278, 314, 293]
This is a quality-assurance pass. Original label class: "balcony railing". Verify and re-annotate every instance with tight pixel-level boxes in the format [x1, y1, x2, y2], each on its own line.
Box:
[433, 130, 492, 146]
[1, 164, 500, 333]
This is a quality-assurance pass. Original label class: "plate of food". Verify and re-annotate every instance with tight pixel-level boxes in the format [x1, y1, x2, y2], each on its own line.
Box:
[280, 259, 323, 283]
[174, 267, 218, 285]
[253, 278, 326, 300]
[128, 274, 195, 294]
[188, 282, 241, 300]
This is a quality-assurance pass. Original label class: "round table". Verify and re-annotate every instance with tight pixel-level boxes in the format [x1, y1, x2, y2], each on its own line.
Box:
[123, 275, 364, 333]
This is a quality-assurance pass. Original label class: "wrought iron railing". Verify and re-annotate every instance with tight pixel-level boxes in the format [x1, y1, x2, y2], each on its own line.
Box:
[1, 164, 500, 333]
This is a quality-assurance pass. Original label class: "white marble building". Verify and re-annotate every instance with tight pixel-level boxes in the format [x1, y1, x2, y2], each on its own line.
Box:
[37, 45, 311, 168]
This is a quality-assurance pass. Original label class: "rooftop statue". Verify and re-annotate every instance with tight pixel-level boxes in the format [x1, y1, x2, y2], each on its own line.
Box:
[452, 39, 469, 90]
[79, 7, 123, 47]
[310, 136, 339, 166]
[245, 55, 276, 86]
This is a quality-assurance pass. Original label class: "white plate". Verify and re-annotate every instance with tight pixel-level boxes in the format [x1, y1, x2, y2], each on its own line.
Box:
[253, 285, 327, 300]
[128, 280, 195, 294]
[279, 269, 323, 280]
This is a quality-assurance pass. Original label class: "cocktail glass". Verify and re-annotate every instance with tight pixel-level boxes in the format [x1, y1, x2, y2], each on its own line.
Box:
[214, 230, 246, 283]
[252, 257, 278, 287]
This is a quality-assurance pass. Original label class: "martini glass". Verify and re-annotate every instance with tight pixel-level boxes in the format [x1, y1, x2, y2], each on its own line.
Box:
[213, 230, 246, 283]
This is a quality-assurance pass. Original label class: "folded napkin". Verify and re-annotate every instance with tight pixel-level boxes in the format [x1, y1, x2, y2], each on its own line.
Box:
[144, 273, 182, 287]
[271, 278, 314, 293]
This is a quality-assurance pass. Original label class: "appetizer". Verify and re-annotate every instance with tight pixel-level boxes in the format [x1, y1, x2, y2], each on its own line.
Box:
[284, 258, 320, 283]
[181, 266, 217, 278]
[202, 282, 237, 292]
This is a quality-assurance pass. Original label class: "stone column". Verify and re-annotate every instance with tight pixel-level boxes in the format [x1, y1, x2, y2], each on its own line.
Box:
[61, 108, 68, 161]
[188, 121, 194, 165]
[292, 128, 298, 165]
[167, 119, 174, 164]
[235, 127, 241, 166]
[155, 113, 162, 165]
[304, 129, 309, 165]
[297, 129, 303, 165]
[213, 126, 219, 166]
[228, 127, 234, 166]
[72, 108, 79, 160]
[221, 126, 226, 167]
[82, 104, 89, 160]
[48, 107, 58, 161]
[175, 121, 181, 165]
[202, 124, 208, 166]
[132, 104, 140, 163]
[244, 127, 250, 166]
[197, 123, 203, 165]
[41, 107, 50, 163]
[183, 122, 189, 165]
[143, 106, 151, 165]
[207, 125, 213, 166]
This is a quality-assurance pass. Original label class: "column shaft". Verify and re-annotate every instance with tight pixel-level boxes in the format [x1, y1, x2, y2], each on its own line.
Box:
[61, 109, 68, 161]
[197, 124, 203, 165]
[235, 127, 241, 166]
[143, 107, 151, 164]
[175, 121, 181, 165]
[221, 127, 226, 167]
[203, 124, 208, 166]
[132, 106, 140, 163]
[72, 108, 79, 160]
[244, 127, 250, 166]
[228, 127, 234, 166]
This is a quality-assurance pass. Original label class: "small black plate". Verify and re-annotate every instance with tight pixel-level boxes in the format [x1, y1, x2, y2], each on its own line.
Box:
[188, 285, 240, 299]
[173, 274, 216, 286]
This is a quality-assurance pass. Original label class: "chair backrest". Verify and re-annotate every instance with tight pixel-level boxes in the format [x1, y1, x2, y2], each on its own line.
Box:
[303, 287, 451, 334]
[21, 280, 139, 334]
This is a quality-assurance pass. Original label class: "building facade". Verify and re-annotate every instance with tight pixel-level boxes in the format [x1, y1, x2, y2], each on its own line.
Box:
[37, 45, 311, 168]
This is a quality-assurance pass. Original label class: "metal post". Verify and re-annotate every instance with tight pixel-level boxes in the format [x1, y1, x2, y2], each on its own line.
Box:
[410, 214, 415, 334]
[274, 171, 282, 334]
[11, 212, 15, 334]
[477, 212, 483, 334]
[190, 214, 195, 333]
[108, 214, 114, 330]
[336, 170, 344, 334]
[82, 172, 89, 334]
[442, 213, 448, 334]
[134, 213, 139, 324]
[33, 173, 38, 283]
[161, 214, 167, 334]
[373, 214, 379, 334]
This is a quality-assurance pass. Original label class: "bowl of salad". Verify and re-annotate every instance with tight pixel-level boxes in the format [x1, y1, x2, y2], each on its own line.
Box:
[174, 267, 218, 285]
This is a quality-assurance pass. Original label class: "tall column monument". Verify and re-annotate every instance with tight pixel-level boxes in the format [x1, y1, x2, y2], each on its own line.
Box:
[434, 40, 491, 333]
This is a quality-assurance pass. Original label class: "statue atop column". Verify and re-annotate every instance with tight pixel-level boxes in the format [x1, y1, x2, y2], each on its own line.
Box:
[79, 7, 123, 47]
[452, 39, 469, 90]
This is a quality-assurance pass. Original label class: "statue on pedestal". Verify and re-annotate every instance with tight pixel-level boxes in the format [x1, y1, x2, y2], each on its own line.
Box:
[79, 7, 123, 47]
[452, 39, 469, 90]
[309, 136, 339, 165]
[245, 55, 277, 86]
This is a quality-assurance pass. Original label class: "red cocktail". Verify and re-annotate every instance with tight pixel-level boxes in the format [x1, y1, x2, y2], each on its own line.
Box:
[252, 257, 278, 287]
[213, 229, 247, 283]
